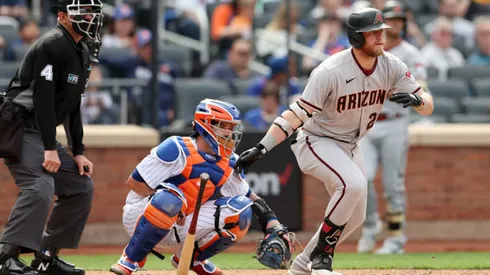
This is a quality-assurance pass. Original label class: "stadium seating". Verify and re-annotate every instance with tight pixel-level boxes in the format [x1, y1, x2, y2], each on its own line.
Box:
[428, 79, 470, 101]
[461, 97, 490, 114]
[447, 66, 490, 82]
[471, 78, 490, 98]
[426, 66, 439, 80]
[0, 62, 19, 79]
[12, 44, 30, 61]
[431, 97, 460, 121]
[159, 44, 193, 77]
[450, 114, 490, 123]
[174, 78, 230, 123]
[220, 95, 260, 115]
[233, 78, 256, 95]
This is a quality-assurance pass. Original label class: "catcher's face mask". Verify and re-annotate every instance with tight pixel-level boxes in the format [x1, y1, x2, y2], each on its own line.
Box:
[66, 0, 104, 42]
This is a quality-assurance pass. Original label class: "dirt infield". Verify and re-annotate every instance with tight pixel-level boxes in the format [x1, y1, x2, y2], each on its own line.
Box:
[86, 270, 490, 275]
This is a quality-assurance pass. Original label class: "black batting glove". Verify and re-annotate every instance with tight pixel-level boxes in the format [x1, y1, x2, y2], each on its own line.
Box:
[389, 92, 423, 108]
[234, 143, 266, 174]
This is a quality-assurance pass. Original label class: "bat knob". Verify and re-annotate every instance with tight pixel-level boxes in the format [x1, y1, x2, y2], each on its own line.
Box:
[200, 173, 210, 182]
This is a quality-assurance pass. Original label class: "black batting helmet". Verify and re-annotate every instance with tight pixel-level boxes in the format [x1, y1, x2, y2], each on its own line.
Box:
[347, 8, 391, 48]
[383, 0, 408, 38]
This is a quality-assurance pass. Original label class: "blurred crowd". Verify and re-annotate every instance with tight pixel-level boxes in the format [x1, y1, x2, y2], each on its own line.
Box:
[0, 0, 489, 129]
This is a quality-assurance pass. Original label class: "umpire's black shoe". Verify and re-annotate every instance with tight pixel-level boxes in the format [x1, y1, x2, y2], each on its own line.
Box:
[31, 257, 84, 275]
[0, 257, 39, 275]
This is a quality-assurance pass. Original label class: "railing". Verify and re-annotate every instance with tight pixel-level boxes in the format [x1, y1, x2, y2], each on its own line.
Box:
[160, 0, 211, 65]
[0, 78, 148, 125]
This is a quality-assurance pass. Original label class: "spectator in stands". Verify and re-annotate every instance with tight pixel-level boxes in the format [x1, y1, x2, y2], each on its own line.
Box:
[101, 3, 135, 48]
[211, 0, 255, 57]
[0, 0, 28, 18]
[243, 81, 287, 131]
[425, 0, 475, 51]
[255, 1, 301, 60]
[6, 17, 40, 60]
[467, 16, 490, 66]
[98, 29, 177, 127]
[204, 38, 260, 86]
[310, 0, 352, 23]
[81, 65, 118, 124]
[248, 55, 300, 104]
[421, 17, 465, 81]
[301, 12, 349, 74]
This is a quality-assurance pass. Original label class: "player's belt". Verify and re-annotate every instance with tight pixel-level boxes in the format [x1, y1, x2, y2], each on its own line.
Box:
[377, 113, 403, 122]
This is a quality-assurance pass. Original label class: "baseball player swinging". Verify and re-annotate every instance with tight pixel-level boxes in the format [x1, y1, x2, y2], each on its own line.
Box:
[109, 99, 292, 275]
[357, 0, 429, 254]
[235, 8, 434, 275]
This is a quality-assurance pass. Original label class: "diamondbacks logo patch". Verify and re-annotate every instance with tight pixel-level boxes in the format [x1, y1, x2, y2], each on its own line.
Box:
[68, 74, 79, 84]
[374, 12, 384, 24]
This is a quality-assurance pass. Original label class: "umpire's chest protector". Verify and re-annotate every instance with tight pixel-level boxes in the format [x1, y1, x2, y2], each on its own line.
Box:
[166, 136, 234, 214]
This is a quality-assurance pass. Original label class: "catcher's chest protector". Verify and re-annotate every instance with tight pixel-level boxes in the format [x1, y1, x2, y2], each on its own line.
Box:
[165, 136, 234, 215]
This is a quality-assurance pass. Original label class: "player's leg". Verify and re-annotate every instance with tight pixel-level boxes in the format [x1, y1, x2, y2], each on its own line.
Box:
[357, 132, 383, 253]
[289, 134, 367, 275]
[110, 185, 186, 275]
[30, 142, 94, 274]
[375, 119, 410, 254]
[0, 130, 55, 275]
[171, 196, 253, 275]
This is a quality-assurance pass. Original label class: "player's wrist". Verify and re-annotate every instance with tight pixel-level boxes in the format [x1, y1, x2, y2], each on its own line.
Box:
[255, 143, 267, 156]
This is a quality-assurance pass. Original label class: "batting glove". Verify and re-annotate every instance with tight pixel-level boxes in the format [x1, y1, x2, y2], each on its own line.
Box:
[389, 92, 423, 108]
[234, 143, 265, 174]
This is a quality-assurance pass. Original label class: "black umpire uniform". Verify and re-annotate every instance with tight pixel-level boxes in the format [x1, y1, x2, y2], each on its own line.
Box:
[0, 0, 103, 274]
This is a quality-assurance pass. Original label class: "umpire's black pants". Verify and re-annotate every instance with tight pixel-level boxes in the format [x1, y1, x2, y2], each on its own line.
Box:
[1, 127, 93, 252]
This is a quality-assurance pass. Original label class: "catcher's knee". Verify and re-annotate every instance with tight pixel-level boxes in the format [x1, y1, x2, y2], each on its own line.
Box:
[144, 185, 187, 230]
[194, 196, 253, 261]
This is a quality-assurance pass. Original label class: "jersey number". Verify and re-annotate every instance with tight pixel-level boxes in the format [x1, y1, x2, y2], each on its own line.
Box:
[366, 113, 378, 130]
[40, 64, 53, 81]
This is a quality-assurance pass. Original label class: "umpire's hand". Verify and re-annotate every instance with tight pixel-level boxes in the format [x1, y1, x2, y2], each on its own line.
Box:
[43, 150, 61, 173]
[74, 155, 94, 176]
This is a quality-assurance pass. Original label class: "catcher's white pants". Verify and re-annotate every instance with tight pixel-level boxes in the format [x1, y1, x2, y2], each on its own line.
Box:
[123, 194, 246, 254]
[289, 131, 368, 273]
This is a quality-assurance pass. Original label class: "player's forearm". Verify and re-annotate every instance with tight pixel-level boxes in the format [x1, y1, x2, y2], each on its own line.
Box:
[259, 110, 303, 152]
[414, 91, 434, 115]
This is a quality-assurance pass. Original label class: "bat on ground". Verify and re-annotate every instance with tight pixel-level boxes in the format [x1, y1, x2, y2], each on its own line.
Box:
[176, 172, 209, 275]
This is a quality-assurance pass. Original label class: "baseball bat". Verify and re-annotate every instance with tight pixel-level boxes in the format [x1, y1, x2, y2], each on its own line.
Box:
[177, 172, 209, 275]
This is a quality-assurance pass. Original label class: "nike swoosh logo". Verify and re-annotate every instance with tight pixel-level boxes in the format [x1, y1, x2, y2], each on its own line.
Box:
[346, 77, 355, 83]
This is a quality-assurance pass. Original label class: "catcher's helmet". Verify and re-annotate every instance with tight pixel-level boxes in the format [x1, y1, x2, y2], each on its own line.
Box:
[193, 99, 243, 157]
[383, 0, 408, 38]
[347, 8, 391, 48]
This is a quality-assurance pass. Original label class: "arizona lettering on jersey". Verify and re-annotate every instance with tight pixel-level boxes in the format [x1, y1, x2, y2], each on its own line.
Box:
[300, 48, 420, 144]
[337, 89, 387, 113]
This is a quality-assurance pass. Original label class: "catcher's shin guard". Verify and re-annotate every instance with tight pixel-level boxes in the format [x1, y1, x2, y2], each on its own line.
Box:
[309, 217, 345, 272]
[193, 196, 253, 262]
[124, 189, 184, 263]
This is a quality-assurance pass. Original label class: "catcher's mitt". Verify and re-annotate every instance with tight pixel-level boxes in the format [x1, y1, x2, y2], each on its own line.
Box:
[254, 224, 293, 269]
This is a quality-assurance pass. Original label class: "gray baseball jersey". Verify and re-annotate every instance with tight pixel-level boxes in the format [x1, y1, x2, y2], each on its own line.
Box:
[300, 48, 421, 144]
[381, 40, 427, 116]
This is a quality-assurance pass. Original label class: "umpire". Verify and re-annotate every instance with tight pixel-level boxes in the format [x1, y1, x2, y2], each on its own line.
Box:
[0, 0, 103, 274]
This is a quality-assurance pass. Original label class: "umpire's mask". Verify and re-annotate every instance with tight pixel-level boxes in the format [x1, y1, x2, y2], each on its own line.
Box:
[63, 0, 104, 42]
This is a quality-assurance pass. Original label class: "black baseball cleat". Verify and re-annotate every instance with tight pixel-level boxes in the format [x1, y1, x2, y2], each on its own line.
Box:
[31, 257, 84, 275]
[310, 252, 333, 271]
[0, 257, 39, 275]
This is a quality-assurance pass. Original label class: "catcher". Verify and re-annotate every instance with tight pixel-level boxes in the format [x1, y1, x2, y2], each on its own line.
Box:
[109, 99, 292, 275]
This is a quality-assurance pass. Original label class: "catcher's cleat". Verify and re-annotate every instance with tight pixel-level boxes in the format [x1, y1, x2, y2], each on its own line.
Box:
[109, 254, 146, 275]
[170, 254, 222, 275]
[31, 257, 84, 275]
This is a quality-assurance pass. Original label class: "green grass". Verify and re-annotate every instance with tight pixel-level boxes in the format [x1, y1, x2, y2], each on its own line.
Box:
[22, 252, 490, 271]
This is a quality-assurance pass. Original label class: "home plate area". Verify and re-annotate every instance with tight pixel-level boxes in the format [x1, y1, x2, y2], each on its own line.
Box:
[86, 270, 490, 275]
